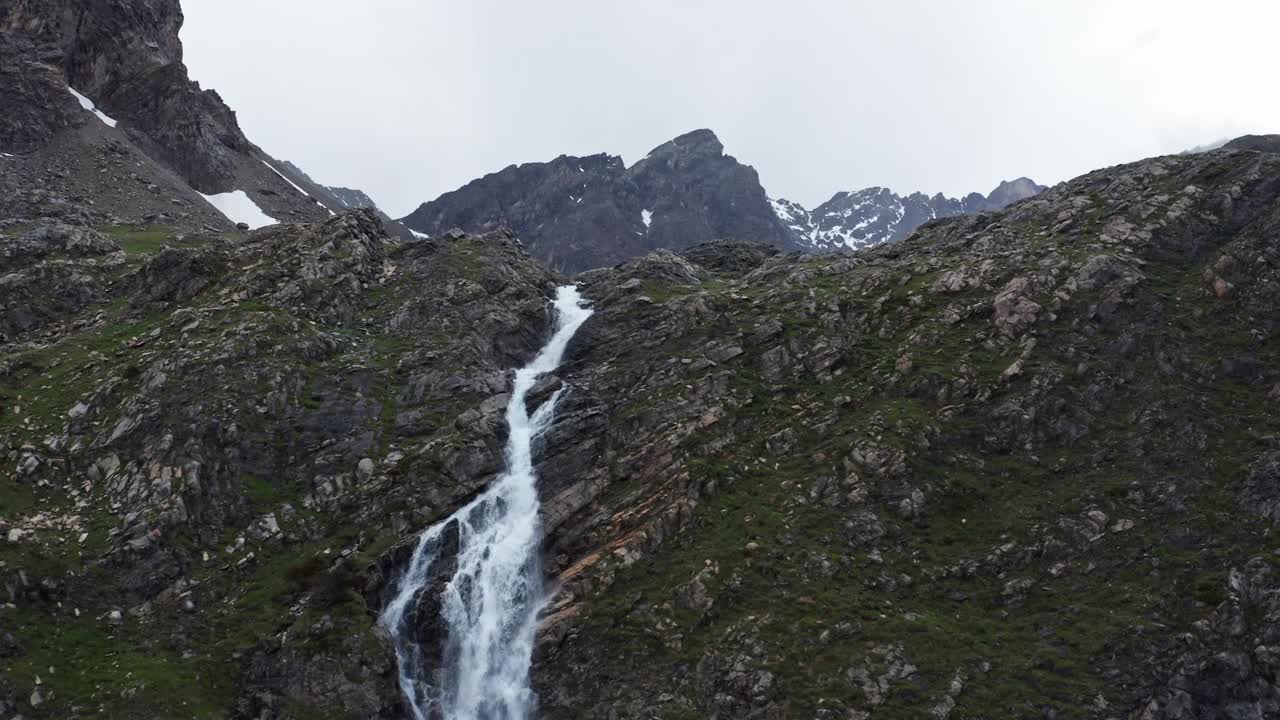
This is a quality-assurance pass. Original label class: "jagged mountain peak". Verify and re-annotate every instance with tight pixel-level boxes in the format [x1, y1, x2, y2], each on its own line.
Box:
[772, 176, 1047, 252]
[640, 128, 726, 160]
[402, 129, 796, 272]
[398, 116, 1055, 271]
[546, 152, 624, 172]
[401, 125, 1048, 269]
[985, 176, 1048, 207]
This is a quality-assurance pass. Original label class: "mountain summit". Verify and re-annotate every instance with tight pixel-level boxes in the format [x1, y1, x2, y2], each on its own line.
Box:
[402, 130, 1046, 271]
[401, 129, 798, 272]
[771, 177, 1047, 251]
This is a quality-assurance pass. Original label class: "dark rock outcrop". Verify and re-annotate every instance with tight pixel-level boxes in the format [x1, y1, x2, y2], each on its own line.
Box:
[0, 0, 330, 226]
[1225, 134, 1280, 154]
[401, 129, 800, 273]
[0, 33, 87, 152]
[1, 222, 118, 270]
[5, 0, 243, 193]
[680, 239, 778, 276]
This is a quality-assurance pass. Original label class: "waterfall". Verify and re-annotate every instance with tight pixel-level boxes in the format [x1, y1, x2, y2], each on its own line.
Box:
[381, 285, 594, 720]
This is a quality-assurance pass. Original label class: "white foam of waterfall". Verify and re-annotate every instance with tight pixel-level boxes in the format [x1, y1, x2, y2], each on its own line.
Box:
[381, 285, 593, 720]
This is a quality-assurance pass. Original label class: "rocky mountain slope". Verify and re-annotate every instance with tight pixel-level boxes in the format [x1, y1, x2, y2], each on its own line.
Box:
[325, 186, 384, 213]
[3, 139, 1279, 719]
[402, 129, 1044, 271]
[401, 129, 801, 273]
[0, 0, 366, 233]
[527, 143, 1280, 719]
[273, 159, 416, 241]
[1225, 134, 1280, 154]
[770, 177, 1046, 252]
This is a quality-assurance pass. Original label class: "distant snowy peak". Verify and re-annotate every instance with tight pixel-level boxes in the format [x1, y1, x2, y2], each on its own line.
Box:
[768, 197, 807, 227]
[769, 197, 819, 245]
[773, 178, 1046, 252]
[769, 189, 914, 252]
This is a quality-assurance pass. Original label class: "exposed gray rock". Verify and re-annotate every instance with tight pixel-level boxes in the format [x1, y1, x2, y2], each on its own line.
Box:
[1224, 134, 1280, 153]
[402, 129, 800, 272]
[1, 222, 119, 270]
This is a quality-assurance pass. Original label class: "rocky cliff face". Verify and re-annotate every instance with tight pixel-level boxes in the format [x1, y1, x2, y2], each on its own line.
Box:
[772, 177, 1047, 252]
[0, 0, 331, 229]
[3, 140, 1280, 719]
[401, 129, 800, 273]
[1225, 134, 1280, 153]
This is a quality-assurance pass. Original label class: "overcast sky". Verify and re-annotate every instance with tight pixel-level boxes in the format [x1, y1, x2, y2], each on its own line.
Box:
[182, 0, 1278, 217]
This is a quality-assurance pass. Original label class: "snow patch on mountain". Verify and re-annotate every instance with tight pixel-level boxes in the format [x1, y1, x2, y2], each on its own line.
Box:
[771, 179, 1046, 252]
[67, 86, 118, 128]
[200, 190, 277, 230]
[769, 198, 817, 243]
[768, 198, 798, 224]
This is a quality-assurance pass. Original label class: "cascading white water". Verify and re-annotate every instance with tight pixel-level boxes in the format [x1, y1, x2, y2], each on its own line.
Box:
[381, 285, 594, 720]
